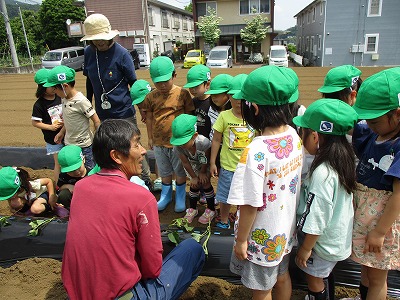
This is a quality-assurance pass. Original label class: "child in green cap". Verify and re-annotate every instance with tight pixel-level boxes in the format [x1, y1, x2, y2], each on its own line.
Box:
[293, 99, 358, 300]
[0, 166, 65, 217]
[44, 65, 101, 170]
[228, 66, 303, 300]
[209, 73, 255, 229]
[170, 114, 216, 224]
[350, 67, 400, 300]
[32, 68, 64, 182]
[318, 64, 363, 106]
[57, 145, 92, 209]
[141, 56, 195, 212]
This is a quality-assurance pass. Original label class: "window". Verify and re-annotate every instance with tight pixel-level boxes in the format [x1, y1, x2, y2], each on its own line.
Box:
[318, 35, 322, 50]
[69, 51, 77, 58]
[183, 18, 188, 30]
[173, 15, 180, 29]
[162, 11, 169, 28]
[312, 6, 316, 22]
[196, 1, 217, 18]
[306, 36, 309, 51]
[240, 0, 269, 15]
[310, 36, 315, 55]
[364, 33, 379, 53]
[368, 0, 382, 16]
[307, 11, 310, 23]
[298, 37, 301, 53]
[320, 2, 323, 15]
[148, 7, 154, 26]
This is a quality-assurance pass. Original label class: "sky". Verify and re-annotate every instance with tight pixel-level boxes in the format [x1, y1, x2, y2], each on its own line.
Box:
[26, 0, 313, 31]
[159, 0, 313, 31]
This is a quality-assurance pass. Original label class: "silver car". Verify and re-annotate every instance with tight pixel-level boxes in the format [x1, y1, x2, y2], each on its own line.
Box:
[41, 46, 85, 71]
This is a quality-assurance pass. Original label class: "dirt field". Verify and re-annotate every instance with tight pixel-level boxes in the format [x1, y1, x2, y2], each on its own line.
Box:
[0, 66, 395, 300]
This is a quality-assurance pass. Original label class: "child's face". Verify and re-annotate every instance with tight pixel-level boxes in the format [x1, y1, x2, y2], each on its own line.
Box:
[302, 129, 319, 155]
[45, 87, 56, 97]
[154, 77, 174, 94]
[366, 112, 400, 140]
[189, 82, 209, 99]
[54, 84, 68, 98]
[230, 97, 242, 112]
[211, 93, 229, 108]
[180, 134, 197, 150]
[67, 163, 86, 178]
[8, 193, 25, 211]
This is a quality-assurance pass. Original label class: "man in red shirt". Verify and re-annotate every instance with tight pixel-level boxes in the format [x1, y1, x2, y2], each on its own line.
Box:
[62, 119, 205, 300]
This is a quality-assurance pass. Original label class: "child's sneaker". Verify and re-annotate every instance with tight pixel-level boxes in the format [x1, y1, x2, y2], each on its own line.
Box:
[198, 208, 216, 224]
[184, 208, 198, 223]
[153, 177, 162, 191]
[215, 221, 230, 229]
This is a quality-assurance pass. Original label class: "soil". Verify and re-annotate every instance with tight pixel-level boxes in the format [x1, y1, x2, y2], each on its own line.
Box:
[0, 66, 394, 300]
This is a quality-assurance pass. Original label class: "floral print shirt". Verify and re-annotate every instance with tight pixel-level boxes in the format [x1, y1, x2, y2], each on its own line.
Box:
[228, 126, 303, 267]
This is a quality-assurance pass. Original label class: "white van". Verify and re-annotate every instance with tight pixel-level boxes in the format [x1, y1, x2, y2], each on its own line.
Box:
[206, 46, 233, 68]
[268, 45, 289, 67]
[41, 46, 85, 70]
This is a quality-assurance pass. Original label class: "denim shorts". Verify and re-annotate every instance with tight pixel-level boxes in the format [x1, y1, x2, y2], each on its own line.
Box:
[46, 143, 64, 155]
[153, 146, 186, 178]
[81, 145, 95, 170]
[215, 167, 234, 204]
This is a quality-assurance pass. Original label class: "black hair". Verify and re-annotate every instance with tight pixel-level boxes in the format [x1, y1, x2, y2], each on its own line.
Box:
[322, 77, 363, 103]
[241, 101, 291, 132]
[209, 92, 232, 112]
[35, 85, 47, 99]
[93, 119, 141, 169]
[54, 81, 76, 89]
[288, 102, 301, 132]
[306, 128, 357, 194]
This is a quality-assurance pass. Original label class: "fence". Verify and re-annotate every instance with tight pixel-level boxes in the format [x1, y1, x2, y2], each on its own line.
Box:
[289, 52, 303, 66]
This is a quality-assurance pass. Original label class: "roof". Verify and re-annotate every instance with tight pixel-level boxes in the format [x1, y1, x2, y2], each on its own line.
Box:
[294, 0, 319, 17]
[148, 0, 193, 17]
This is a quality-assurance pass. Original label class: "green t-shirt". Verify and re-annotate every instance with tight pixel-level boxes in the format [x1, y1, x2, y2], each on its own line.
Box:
[297, 163, 354, 261]
[212, 109, 255, 171]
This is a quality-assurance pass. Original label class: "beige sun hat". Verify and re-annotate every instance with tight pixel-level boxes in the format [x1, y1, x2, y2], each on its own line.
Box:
[80, 13, 119, 41]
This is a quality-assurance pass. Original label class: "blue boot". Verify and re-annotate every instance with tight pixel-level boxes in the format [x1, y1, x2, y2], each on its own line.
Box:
[174, 183, 187, 213]
[158, 183, 172, 211]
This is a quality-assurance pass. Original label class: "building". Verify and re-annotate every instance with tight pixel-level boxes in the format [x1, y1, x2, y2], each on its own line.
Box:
[295, 0, 400, 67]
[84, 0, 194, 62]
[192, 0, 275, 63]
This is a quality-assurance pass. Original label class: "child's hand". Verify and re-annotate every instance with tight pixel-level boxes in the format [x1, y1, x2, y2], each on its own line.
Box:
[296, 245, 312, 268]
[48, 194, 58, 210]
[54, 132, 64, 144]
[364, 229, 385, 253]
[210, 164, 218, 178]
[139, 109, 147, 123]
[190, 177, 199, 189]
[233, 241, 248, 260]
[51, 121, 63, 131]
[198, 172, 209, 185]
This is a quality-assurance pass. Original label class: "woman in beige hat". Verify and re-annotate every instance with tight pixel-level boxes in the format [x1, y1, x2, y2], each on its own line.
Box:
[81, 13, 137, 122]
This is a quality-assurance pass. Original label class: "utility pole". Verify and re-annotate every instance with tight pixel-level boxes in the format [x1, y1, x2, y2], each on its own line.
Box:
[0, 0, 20, 71]
[18, 5, 34, 72]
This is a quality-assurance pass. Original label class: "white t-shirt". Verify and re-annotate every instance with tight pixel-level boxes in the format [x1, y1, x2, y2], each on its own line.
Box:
[228, 126, 303, 267]
[297, 163, 354, 261]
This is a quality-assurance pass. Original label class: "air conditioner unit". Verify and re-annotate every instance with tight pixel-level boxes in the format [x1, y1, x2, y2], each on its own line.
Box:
[119, 31, 127, 37]
[127, 31, 136, 37]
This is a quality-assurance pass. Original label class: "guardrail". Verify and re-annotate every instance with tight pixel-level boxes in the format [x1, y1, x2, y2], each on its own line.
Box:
[289, 52, 304, 66]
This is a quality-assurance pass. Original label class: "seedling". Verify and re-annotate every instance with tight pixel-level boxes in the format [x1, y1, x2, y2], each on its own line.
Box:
[0, 216, 11, 232]
[28, 217, 55, 236]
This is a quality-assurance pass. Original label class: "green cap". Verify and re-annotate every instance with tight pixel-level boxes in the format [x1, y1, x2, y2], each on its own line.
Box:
[183, 65, 211, 88]
[233, 66, 299, 105]
[34, 69, 50, 85]
[318, 65, 362, 93]
[0, 167, 20, 201]
[150, 56, 174, 83]
[170, 114, 197, 146]
[130, 80, 152, 105]
[353, 67, 400, 119]
[204, 74, 233, 95]
[228, 74, 248, 95]
[43, 66, 76, 87]
[293, 98, 358, 135]
[88, 164, 101, 175]
[58, 145, 84, 173]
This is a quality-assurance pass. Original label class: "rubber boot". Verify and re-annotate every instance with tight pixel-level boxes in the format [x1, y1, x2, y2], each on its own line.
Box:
[174, 182, 187, 213]
[157, 183, 172, 211]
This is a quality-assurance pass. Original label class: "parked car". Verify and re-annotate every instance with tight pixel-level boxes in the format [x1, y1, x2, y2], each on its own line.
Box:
[130, 49, 140, 70]
[267, 45, 289, 67]
[183, 49, 206, 68]
[160, 50, 175, 63]
[41, 46, 85, 71]
[206, 46, 233, 68]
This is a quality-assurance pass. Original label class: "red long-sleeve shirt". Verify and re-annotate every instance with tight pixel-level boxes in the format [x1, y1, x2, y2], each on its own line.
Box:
[62, 169, 163, 300]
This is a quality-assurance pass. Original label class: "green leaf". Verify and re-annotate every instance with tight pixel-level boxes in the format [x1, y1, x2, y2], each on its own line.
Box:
[191, 233, 202, 242]
[168, 231, 181, 245]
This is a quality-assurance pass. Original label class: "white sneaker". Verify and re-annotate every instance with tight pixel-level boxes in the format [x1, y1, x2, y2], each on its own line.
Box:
[153, 177, 162, 191]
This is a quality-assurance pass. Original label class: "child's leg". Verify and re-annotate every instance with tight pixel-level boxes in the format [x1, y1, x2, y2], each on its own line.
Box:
[273, 271, 292, 300]
[30, 198, 50, 214]
[362, 266, 388, 300]
[198, 183, 216, 224]
[171, 147, 188, 212]
[306, 274, 327, 300]
[184, 187, 199, 223]
[53, 153, 61, 183]
[219, 203, 231, 223]
[81, 145, 95, 170]
[215, 167, 234, 228]
[252, 289, 272, 300]
[154, 146, 174, 211]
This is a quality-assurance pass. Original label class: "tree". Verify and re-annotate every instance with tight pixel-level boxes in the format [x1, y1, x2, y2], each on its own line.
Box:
[184, 2, 192, 12]
[38, 0, 85, 49]
[196, 7, 222, 48]
[240, 13, 269, 59]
